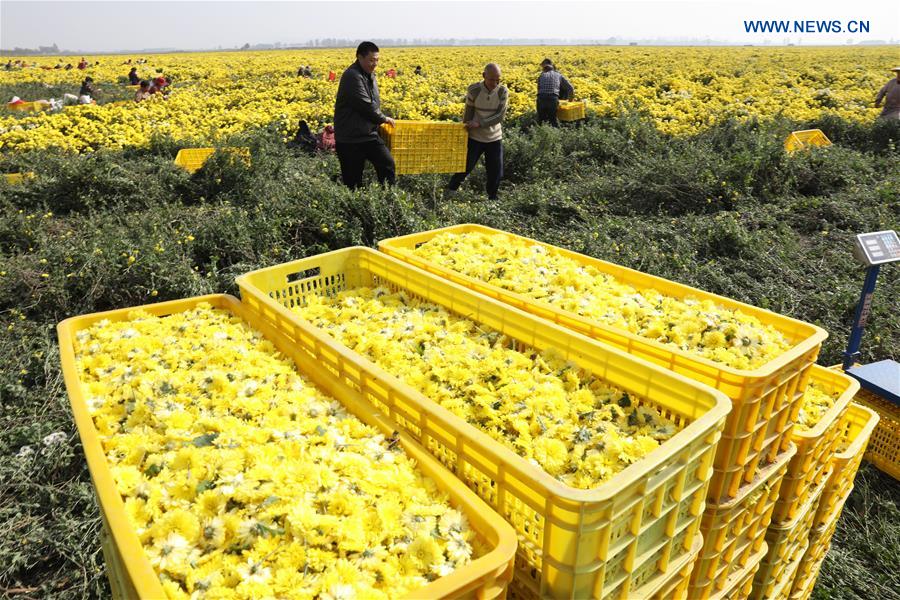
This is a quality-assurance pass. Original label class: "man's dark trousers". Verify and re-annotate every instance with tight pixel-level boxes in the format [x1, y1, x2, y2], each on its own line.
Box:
[448, 138, 503, 200]
[536, 94, 559, 127]
[336, 139, 395, 189]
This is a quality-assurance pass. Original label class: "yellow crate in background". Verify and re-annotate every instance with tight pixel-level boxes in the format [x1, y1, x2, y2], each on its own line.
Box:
[6, 100, 51, 112]
[771, 365, 858, 525]
[3, 172, 36, 185]
[750, 478, 824, 600]
[813, 402, 879, 529]
[557, 99, 587, 121]
[784, 129, 832, 153]
[174, 147, 250, 173]
[57, 294, 518, 600]
[689, 446, 794, 600]
[854, 389, 899, 480]
[688, 542, 767, 600]
[236, 247, 731, 600]
[379, 224, 828, 504]
[379, 120, 467, 174]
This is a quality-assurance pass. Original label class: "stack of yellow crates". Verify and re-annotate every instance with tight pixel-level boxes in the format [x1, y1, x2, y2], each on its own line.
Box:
[237, 247, 730, 600]
[60, 220, 884, 600]
[377, 224, 831, 600]
[746, 365, 860, 599]
[379, 120, 467, 174]
[788, 403, 879, 600]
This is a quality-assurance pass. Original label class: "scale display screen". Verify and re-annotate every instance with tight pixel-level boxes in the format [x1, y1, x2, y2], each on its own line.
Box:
[853, 230, 900, 266]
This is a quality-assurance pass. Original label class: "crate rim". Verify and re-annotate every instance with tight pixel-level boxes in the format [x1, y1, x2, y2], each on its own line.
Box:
[57, 293, 518, 600]
[377, 223, 829, 379]
[235, 246, 732, 504]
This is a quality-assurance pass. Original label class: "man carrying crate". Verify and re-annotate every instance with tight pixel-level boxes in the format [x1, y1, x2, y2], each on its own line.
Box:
[536, 58, 574, 127]
[446, 63, 509, 201]
[333, 41, 396, 190]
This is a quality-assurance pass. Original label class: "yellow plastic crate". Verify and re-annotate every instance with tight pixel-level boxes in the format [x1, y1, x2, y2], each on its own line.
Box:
[814, 403, 879, 529]
[57, 294, 518, 600]
[788, 504, 839, 600]
[784, 129, 832, 153]
[557, 100, 587, 122]
[379, 224, 828, 504]
[752, 540, 808, 600]
[173, 147, 250, 173]
[750, 478, 824, 600]
[6, 100, 50, 112]
[647, 533, 703, 600]
[379, 120, 467, 174]
[771, 365, 858, 525]
[3, 172, 36, 185]
[854, 389, 899, 480]
[689, 445, 794, 599]
[236, 247, 731, 600]
[688, 541, 767, 600]
[509, 533, 704, 600]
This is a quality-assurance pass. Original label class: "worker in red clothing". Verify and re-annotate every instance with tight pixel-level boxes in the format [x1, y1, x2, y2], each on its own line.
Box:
[328, 70, 336, 82]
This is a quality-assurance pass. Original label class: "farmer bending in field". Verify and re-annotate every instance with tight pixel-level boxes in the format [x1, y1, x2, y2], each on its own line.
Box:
[134, 81, 151, 102]
[536, 58, 574, 127]
[78, 77, 99, 104]
[874, 66, 900, 120]
[446, 63, 509, 201]
[333, 41, 396, 189]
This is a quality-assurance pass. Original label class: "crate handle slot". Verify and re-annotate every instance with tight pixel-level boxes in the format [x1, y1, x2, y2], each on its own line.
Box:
[287, 267, 320, 283]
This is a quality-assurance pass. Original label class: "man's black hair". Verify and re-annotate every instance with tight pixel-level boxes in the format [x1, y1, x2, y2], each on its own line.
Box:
[356, 41, 379, 57]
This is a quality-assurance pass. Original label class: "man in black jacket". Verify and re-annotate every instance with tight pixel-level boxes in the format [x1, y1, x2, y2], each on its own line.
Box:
[334, 41, 396, 189]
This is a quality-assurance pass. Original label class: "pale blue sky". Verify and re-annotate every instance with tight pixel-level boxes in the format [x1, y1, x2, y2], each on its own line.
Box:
[2, 0, 898, 52]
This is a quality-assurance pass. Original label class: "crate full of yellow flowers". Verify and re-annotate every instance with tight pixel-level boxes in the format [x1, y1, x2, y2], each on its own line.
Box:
[236, 247, 730, 600]
[378, 224, 829, 505]
[379, 120, 467, 175]
[57, 294, 518, 599]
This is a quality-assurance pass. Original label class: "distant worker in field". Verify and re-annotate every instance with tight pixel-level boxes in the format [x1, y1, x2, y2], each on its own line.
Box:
[328, 70, 336, 82]
[77, 58, 88, 70]
[134, 80, 151, 102]
[536, 58, 574, 127]
[78, 76, 99, 104]
[414, 65, 423, 76]
[874, 66, 900, 120]
[333, 41, 396, 190]
[446, 63, 509, 201]
[149, 76, 171, 96]
[128, 67, 140, 85]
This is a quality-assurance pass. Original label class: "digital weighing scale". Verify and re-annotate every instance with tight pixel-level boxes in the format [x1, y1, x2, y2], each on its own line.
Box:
[842, 230, 900, 405]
